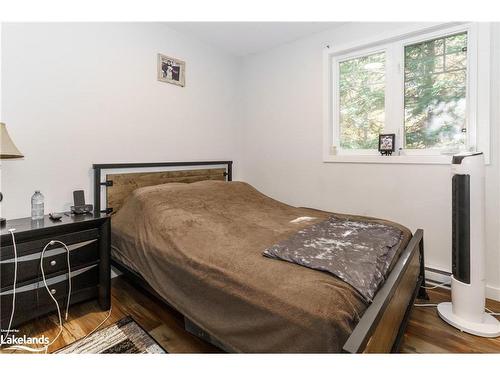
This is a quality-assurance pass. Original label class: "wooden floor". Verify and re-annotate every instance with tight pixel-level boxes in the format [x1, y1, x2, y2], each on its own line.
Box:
[400, 287, 500, 353]
[2, 276, 499, 354]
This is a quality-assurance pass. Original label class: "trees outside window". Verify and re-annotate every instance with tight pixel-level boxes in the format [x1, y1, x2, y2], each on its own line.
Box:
[339, 52, 385, 149]
[404, 32, 468, 150]
[331, 27, 475, 156]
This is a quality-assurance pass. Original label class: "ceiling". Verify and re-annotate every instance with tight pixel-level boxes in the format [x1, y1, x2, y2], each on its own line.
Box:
[167, 22, 344, 57]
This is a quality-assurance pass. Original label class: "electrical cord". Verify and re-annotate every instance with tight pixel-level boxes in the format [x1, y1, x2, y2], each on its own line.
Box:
[2, 229, 19, 347]
[82, 305, 113, 340]
[486, 307, 500, 316]
[421, 280, 498, 316]
[417, 281, 499, 316]
[4, 235, 72, 353]
[422, 281, 450, 290]
[414, 303, 500, 317]
[41, 240, 72, 321]
[4, 230, 114, 353]
[8, 306, 114, 353]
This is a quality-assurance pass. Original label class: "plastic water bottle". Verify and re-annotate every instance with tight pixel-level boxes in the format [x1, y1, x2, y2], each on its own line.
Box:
[31, 191, 45, 220]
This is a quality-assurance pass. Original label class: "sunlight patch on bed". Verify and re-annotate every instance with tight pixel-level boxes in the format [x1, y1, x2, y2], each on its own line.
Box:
[290, 216, 316, 224]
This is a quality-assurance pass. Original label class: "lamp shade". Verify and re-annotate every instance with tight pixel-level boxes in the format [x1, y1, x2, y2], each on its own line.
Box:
[0, 122, 23, 159]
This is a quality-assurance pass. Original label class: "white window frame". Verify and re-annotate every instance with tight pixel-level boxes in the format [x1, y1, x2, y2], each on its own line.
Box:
[332, 45, 390, 155]
[323, 22, 491, 164]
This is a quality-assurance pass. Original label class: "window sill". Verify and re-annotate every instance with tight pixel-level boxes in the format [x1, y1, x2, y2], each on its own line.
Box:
[323, 154, 453, 165]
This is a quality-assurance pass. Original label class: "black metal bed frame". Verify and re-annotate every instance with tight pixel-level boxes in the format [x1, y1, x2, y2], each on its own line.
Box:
[93, 160, 233, 214]
[92, 160, 426, 353]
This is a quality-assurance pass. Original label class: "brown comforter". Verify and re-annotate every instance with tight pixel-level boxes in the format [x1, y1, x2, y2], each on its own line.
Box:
[111, 180, 411, 353]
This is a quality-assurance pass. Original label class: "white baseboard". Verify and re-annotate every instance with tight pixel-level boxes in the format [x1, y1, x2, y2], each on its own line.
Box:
[425, 267, 451, 284]
[425, 266, 500, 302]
[486, 284, 500, 302]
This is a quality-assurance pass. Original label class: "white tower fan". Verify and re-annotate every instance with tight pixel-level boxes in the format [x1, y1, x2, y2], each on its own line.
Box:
[437, 152, 500, 337]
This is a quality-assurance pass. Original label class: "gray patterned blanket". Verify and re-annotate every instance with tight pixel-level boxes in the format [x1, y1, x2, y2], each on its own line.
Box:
[263, 216, 404, 301]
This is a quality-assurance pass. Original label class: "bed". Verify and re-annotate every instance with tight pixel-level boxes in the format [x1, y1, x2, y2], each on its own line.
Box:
[93, 161, 427, 353]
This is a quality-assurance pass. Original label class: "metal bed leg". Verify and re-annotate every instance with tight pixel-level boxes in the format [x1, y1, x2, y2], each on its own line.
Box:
[417, 236, 429, 300]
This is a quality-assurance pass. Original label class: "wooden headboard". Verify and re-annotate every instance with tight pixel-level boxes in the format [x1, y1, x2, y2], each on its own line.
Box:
[93, 161, 232, 214]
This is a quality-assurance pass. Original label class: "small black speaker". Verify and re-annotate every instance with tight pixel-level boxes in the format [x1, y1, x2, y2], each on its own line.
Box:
[73, 190, 86, 206]
[71, 190, 93, 215]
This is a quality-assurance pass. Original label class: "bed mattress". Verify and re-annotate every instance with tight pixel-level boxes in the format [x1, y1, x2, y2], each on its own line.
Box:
[111, 180, 411, 353]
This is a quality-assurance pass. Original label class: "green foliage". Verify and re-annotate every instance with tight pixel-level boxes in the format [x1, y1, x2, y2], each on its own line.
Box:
[404, 32, 467, 149]
[338, 32, 468, 151]
[339, 52, 385, 149]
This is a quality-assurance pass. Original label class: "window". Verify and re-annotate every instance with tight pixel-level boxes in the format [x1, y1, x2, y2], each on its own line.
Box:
[339, 52, 385, 149]
[404, 33, 467, 150]
[324, 23, 491, 164]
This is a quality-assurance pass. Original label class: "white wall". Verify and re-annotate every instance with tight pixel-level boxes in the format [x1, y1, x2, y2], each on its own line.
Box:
[1, 22, 240, 218]
[2, 22, 499, 299]
[239, 22, 500, 299]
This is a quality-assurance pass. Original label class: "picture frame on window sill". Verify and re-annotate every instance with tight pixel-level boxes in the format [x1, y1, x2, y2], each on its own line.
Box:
[157, 53, 185, 87]
[379, 134, 395, 156]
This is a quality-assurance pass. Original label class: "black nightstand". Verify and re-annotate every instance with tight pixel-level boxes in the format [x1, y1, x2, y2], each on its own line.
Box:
[0, 213, 110, 330]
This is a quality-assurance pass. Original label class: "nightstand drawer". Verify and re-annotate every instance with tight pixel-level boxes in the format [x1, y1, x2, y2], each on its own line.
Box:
[0, 214, 110, 328]
[0, 228, 99, 260]
[0, 263, 99, 329]
[0, 238, 100, 288]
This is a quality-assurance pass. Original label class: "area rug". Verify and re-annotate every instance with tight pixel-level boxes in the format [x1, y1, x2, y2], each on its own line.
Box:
[55, 316, 166, 354]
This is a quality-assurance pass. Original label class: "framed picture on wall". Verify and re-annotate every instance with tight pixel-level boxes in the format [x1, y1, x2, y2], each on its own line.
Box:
[157, 53, 185, 87]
